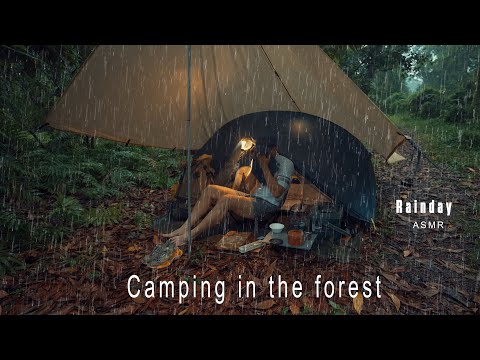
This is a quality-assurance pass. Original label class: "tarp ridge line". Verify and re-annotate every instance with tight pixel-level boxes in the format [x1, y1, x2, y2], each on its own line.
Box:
[259, 45, 301, 112]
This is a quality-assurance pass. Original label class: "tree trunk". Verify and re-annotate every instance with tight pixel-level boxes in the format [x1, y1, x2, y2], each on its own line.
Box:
[473, 65, 480, 110]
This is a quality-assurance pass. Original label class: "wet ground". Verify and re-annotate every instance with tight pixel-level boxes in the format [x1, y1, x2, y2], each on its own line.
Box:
[1, 141, 479, 315]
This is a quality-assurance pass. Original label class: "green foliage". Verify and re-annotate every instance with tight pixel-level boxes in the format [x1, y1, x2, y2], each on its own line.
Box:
[407, 87, 445, 118]
[382, 92, 409, 115]
[444, 128, 480, 149]
[136, 169, 169, 189]
[321, 45, 427, 95]
[0, 45, 184, 254]
[0, 206, 26, 233]
[328, 301, 346, 315]
[390, 114, 480, 171]
[134, 210, 152, 230]
[85, 204, 124, 227]
[300, 306, 313, 315]
[50, 195, 84, 226]
[443, 82, 477, 124]
[0, 245, 25, 276]
[411, 45, 480, 125]
[418, 45, 480, 92]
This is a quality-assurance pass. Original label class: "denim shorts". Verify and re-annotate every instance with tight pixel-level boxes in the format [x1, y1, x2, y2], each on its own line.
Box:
[251, 196, 280, 219]
[233, 190, 279, 219]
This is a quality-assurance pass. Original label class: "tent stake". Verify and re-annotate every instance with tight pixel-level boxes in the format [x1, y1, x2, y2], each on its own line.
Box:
[186, 45, 192, 257]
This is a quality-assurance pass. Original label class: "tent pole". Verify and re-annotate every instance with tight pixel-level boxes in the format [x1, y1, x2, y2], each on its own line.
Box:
[186, 45, 192, 257]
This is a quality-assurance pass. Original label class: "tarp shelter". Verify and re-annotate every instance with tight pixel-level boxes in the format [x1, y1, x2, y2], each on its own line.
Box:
[45, 45, 407, 223]
[46, 45, 405, 160]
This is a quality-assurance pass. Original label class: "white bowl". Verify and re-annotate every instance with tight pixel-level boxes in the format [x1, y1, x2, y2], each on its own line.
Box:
[269, 223, 285, 234]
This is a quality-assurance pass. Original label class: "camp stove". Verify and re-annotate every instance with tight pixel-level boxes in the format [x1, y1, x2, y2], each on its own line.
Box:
[310, 204, 350, 238]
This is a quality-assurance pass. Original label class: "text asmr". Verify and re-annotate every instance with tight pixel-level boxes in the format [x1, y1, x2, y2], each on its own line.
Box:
[396, 200, 453, 229]
[127, 274, 382, 305]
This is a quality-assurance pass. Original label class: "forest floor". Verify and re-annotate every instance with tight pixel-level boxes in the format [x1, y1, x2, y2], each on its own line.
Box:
[1, 141, 479, 315]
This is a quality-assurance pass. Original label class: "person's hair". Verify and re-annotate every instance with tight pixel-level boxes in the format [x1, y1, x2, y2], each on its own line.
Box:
[267, 143, 278, 151]
[256, 141, 277, 155]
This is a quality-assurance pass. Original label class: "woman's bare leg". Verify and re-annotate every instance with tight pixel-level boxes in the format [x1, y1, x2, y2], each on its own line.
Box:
[162, 185, 248, 237]
[169, 194, 255, 247]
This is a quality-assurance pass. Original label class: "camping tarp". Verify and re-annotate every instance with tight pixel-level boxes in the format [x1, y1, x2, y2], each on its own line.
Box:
[45, 45, 405, 161]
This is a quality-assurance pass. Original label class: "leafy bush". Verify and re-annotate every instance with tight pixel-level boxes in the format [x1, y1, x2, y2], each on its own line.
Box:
[0, 46, 184, 254]
[0, 246, 25, 276]
[49, 195, 84, 227]
[134, 210, 152, 230]
[407, 88, 445, 118]
[85, 204, 124, 227]
[444, 128, 480, 149]
[383, 92, 409, 114]
[443, 83, 477, 124]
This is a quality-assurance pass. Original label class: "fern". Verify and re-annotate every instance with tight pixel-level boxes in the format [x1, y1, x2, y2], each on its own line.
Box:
[80, 184, 121, 200]
[109, 168, 136, 190]
[1, 45, 185, 253]
[0, 207, 25, 232]
[49, 195, 84, 226]
[136, 169, 169, 189]
[0, 250, 25, 276]
[134, 210, 152, 230]
[85, 204, 124, 227]
[80, 161, 108, 177]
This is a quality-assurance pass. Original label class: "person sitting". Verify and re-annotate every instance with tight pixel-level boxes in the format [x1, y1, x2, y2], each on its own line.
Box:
[213, 136, 256, 188]
[161, 142, 295, 247]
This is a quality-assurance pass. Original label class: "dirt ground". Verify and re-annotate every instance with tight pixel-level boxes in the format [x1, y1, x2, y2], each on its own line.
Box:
[1, 141, 479, 315]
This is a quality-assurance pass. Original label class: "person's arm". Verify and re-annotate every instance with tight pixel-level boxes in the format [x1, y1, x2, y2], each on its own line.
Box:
[257, 155, 287, 198]
[232, 166, 258, 194]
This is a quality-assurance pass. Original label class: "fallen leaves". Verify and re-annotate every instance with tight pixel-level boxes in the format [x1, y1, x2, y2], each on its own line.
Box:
[178, 307, 189, 315]
[353, 293, 363, 314]
[436, 259, 472, 275]
[254, 299, 276, 310]
[420, 286, 440, 298]
[390, 266, 406, 273]
[396, 214, 411, 224]
[289, 302, 300, 315]
[127, 244, 142, 252]
[387, 292, 401, 311]
[169, 183, 179, 196]
[460, 181, 474, 187]
[381, 271, 414, 292]
[429, 247, 463, 254]
[132, 296, 148, 304]
[112, 304, 138, 315]
[53, 304, 77, 315]
[441, 287, 471, 308]
[1, 146, 478, 316]
[263, 260, 277, 287]
[403, 248, 420, 258]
